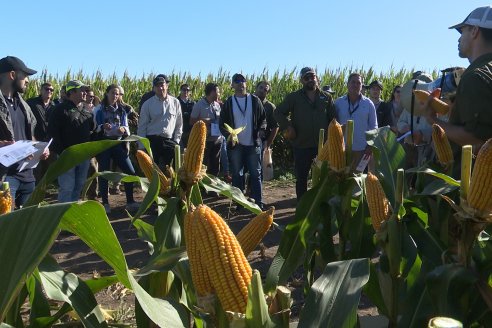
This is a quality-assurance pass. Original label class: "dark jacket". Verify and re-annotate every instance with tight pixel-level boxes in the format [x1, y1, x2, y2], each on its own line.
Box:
[27, 95, 55, 142]
[48, 100, 94, 154]
[375, 101, 394, 128]
[219, 94, 266, 147]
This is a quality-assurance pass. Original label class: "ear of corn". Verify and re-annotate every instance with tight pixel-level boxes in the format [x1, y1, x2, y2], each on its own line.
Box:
[365, 173, 392, 232]
[184, 209, 213, 296]
[413, 90, 450, 115]
[191, 205, 252, 313]
[180, 120, 207, 186]
[236, 207, 274, 256]
[467, 139, 492, 215]
[319, 119, 345, 172]
[432, 124, 454, 166]
[136, 150, 171, 195]
[0, 182, 12, 214]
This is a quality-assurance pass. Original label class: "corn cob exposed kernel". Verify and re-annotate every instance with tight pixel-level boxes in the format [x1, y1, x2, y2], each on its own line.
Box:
[136, 150, 171, 195]
[184, 210, 213, 296]
[236, 207, 274, 256]
[467, 139, 492, 214]
[365, 173, 392, 232]
[180, 120, 207, 186]
[193, 205, 252, 313]
[413, 90, 450, 115]
[326, 119, 346, 171]
[0, 182, 12, 214]
[432, 124, 454, 166]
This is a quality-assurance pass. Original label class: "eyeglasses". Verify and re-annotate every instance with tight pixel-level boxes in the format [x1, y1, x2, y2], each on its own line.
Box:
[234, 79, 246, 83]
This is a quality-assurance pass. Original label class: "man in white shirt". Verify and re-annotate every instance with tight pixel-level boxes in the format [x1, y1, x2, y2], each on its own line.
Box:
[335, 73, 378, 172]
[137, 75, 183, 168]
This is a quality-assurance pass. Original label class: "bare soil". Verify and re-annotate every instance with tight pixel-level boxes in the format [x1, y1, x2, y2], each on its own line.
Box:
[49, 179, 378, 325]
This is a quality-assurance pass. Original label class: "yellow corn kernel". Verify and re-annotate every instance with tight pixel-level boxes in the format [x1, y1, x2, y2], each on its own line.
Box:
[467, 139, 492, 214]
[180, 120, 207, 186]
[236, 207, 274, 256]
[0, 182, 12, 214]
[432, 124, 454, 166]
[184, 210, 213, 296]
[193, 205, 252, 313]
[365, 173, 391, 232]
[326, 119, 346, 171]
[136, 150, 170, 195]
[413, 90, 450, 115]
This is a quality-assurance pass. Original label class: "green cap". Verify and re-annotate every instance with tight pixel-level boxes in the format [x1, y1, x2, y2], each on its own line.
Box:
[65, 80, 88, 92]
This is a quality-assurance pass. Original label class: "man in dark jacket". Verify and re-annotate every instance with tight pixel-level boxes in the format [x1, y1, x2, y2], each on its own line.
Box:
[48, 80, 94, 203]
[27, 82, 56, 182]
[368, 80, 393, 128]
[0, 56, 49, 209]
[219, 73, 266, 209]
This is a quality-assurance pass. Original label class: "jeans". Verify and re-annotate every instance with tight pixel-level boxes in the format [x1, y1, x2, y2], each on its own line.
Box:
[204, 139, 223, 176]
[293, 147, 317, 201]
[220, 137, 229, 174]
[228, 144, 262, 205]
[5, 175, 35, 209]
[58, 160, 90, 203]
[148, 135, 177, 169]
[96, 144, 135, 204]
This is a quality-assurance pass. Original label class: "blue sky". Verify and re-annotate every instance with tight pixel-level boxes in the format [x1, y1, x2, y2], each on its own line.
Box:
[1, 0, 486, 78]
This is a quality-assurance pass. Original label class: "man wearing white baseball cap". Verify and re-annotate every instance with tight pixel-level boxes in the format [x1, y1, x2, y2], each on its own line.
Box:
[424, 6, 492, 168]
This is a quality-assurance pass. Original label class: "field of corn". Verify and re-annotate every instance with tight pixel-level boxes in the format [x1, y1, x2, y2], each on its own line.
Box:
[2, 66, 492, 328]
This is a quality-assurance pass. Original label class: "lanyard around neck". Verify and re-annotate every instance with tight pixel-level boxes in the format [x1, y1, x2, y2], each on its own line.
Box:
[347, 95, 360, 116]
[234, 95, 248, 115]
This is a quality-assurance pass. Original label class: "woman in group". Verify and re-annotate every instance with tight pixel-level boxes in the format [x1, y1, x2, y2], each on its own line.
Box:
[93, 84, 139, 214]
[388, 84, 403, 134]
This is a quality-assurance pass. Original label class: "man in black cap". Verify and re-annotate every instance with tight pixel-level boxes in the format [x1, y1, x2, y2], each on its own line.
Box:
[0, 56, 49, 209]
[137, 74, 183, 168]
[425, 6, 492, 154]
[177, 83, 195, 148]
[368, 80, 393, 128]
[138, 73, 168, 111]
[219, 73, 267, 210]
[48, 79, 94, 203]
[275, 67, 336, 200]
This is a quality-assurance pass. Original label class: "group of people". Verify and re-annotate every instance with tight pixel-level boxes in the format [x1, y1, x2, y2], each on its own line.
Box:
[1, 5, 491, 211]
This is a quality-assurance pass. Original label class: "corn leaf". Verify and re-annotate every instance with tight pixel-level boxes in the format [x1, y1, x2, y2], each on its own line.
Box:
[246, 270, 275, 328]
[297, 258, 370, 328]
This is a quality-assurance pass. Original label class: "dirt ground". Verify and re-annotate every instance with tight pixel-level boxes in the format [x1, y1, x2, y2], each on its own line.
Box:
[49, 178, 378, 325]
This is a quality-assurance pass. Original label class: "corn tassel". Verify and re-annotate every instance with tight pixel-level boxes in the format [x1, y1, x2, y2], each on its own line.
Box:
[413, 90, 450, 115]
[193, 205, 252, 313]
[324, 119, 346, 171]
[136, 150, 170, 195]
[365, 173, 392, 232]
[236, 207, 274, 256]
[184, 209, 213, 296]
[0, 182, 12, 214]
[467, 139, 492, 215]
[180, 120, 207, 186]
[432, 124, 454, 166]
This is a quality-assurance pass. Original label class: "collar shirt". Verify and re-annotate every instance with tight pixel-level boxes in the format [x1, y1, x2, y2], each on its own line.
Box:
[137, 95, 183, 144]
[335, 94, 378, 151]
[191, 97, 221, 141]
[232, 94, 253, 146]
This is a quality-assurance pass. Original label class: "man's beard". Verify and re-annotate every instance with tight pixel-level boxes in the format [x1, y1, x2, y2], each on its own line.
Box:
[12, 78, 26, 94]
[304, 82, 316, 91]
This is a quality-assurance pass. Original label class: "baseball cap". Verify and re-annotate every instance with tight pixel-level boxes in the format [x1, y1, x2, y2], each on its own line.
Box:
[322, 85, 335, 94]
[153, 74, 170, 86]
[232, 73, 246, 83]
[65, 80, 88, 92]
[449, 6, 492, 31]
[368, 80, 383, 90]
[300, 67, 316, 79]
[0, 56, 37, 75]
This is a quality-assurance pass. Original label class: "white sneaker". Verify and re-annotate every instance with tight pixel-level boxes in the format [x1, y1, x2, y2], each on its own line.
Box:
[126, 202, 140, 211]
[103, 203, 111, 214]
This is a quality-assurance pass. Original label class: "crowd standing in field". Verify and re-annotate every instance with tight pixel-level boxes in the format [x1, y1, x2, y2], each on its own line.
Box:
[0, 5, 491, 211]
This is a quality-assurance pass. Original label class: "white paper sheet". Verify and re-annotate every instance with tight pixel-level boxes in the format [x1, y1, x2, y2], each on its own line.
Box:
[18, 139, 52, 172]
[0, 140, 38, 167]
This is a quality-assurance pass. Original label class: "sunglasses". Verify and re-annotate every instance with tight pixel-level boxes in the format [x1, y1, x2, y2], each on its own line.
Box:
[303, 75, 316, 81]
[395, 90, 401, 93]
[234, 79, 246, 83]
[44, 88, 54, 92]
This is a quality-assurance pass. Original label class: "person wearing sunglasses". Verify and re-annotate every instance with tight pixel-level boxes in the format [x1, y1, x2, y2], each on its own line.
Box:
[178, 83, 195, 149]
[274, 67, 336, 201]
[219, 73, 267, 211]
[26, 82, 56, 182]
